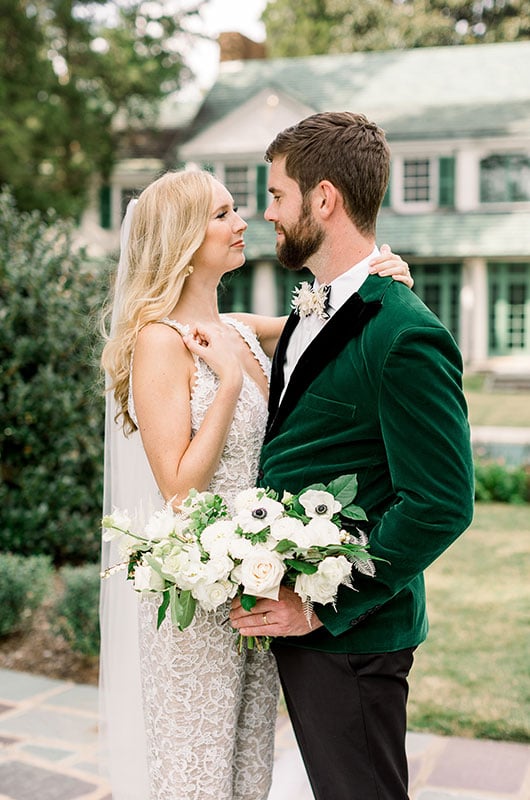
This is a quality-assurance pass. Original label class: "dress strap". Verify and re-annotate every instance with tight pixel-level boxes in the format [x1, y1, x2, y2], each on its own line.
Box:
[158, 318, 190, 337]
[222, 316, 271, 383]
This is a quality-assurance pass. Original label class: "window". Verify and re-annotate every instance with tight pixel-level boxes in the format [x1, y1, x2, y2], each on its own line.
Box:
[480, 154, 530, 203]
[412, 263, 462, 339]
[488, 263, 530, 354]
[218, 266, 253, 313]
[403, 159, 431, 203]
[224, 166, 250, 209]
[389, 156, 455, 211]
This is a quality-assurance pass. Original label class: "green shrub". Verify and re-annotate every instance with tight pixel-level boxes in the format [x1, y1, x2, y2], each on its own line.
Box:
[50, 564, 101, 656]
[474, 460, 530, 504]
[0, 189, 108, 564]
[0, 553, 53, 636]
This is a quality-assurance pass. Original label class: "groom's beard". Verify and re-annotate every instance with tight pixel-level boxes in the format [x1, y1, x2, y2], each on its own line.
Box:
[275, 205, 324, 272]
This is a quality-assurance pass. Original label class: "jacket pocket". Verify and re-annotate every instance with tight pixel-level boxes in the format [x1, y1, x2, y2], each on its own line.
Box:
[300, 392, 356, 420]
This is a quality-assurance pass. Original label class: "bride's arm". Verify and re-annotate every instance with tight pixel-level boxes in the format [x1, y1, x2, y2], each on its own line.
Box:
[131, 322, 243, 506]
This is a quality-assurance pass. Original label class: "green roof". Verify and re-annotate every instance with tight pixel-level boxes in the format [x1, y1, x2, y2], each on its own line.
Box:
[189, 41, 530, 141]
[244, 210, 530, 260]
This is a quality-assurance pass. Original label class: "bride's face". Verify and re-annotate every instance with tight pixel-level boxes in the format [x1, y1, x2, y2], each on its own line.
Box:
[192, 180, 248, 275]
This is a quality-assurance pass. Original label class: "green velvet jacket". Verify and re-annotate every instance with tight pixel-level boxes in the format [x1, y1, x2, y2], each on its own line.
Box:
[259, 274, 474, 654]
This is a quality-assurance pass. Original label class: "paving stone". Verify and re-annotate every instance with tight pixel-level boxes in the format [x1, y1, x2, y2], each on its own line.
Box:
[0, 670, 65, 702]
[427, 737, 530, 794]
[0, 760, 96, 800]
[22, 743, 74, 762]
[0, 708, 97, 746]
[47, 685, 99, 715]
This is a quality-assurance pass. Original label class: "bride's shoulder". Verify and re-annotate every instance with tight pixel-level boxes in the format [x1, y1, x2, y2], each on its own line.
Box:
[135, 320, 190, 358]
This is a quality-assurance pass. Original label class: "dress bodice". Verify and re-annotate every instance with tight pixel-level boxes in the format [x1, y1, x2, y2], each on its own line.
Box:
[128, 315, 271, 508]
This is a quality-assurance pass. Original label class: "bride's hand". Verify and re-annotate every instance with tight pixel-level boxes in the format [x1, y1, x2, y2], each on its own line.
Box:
[369, 244, 413, 288]
[182, 323, 243, 390]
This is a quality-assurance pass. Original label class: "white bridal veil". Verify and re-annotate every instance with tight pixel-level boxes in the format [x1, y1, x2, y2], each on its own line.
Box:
[99, 200, 161, 798]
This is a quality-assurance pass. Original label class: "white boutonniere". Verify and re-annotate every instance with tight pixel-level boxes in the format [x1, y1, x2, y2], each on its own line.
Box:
[291, 282, 331, 320]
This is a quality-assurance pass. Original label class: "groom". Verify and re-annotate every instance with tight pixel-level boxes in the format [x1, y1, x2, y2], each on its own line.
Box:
[230, 112, 474, 800]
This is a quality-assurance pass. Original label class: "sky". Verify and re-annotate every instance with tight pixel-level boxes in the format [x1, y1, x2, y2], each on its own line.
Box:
[185, 0, 268, 90]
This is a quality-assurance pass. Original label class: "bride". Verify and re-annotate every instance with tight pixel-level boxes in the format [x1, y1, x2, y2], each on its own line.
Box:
[99, 169, 412, 799]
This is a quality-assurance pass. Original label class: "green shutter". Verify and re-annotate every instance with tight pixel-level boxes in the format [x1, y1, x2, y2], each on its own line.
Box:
[439, 157, 455, 208]
[99, 184, 111, 230]
[381, 176, 392, 208]
[256, 164, 268, 213]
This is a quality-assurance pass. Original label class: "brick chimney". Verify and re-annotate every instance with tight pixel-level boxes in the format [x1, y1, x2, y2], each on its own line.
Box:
[218, 32, 267, 62]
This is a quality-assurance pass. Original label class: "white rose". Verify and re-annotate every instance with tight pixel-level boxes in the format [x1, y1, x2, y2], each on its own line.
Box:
[133, 564, 166, 592]
[270, 517, 312, 548]
[157, 543, 202, 583]
[175, 560, 210, 590]
[294, 556, 352, 605]
[200, 520, 238, 557]
[192, 579, 236, 611]
[238, 549, 286, 600]
[299, 490, 341, 520]
[204, 553, 234, 583]
[227, 535, 255, 560]
[304, 517, 343, 547]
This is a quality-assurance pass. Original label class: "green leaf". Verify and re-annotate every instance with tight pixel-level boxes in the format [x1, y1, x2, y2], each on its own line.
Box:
[157, 590, 170, 629]
[284, 558, 318, 574]
[341, 505, 368, 521]
[241, 593, 257, 611]
[145, 554, 164, 577]
[178, 590, 196, 629]
[274, 538, 297, 553]
[326, 474, 358, 506]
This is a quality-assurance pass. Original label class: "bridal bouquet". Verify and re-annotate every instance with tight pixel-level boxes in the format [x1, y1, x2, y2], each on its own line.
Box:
[101, 474, 377, 650]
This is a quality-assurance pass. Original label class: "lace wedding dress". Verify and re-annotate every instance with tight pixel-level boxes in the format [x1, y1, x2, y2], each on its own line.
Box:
[133, 317, 280, 800]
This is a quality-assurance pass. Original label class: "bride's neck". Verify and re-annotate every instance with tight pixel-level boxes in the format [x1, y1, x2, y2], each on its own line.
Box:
[168, 275, 221, 324]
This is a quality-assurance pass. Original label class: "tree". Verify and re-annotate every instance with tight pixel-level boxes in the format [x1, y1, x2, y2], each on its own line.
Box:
[0, 0, 205, 217]
[261, 0, 530, 58]
[0, 189, 107, 563]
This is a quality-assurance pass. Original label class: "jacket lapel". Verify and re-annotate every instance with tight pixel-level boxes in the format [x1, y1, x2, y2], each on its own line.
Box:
[265, 289, 382, 442]
[268, 311, 299, 414]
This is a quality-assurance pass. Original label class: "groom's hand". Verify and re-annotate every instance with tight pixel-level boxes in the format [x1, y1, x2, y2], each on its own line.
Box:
[229, 585, 323, 638]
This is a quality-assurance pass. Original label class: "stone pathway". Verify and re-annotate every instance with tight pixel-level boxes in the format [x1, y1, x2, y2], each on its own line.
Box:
[1, 668, 529, 800]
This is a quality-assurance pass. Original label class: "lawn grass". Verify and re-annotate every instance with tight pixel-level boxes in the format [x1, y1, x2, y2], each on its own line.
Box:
[408, 503, 530, 743]
[463, 375, 530, 428]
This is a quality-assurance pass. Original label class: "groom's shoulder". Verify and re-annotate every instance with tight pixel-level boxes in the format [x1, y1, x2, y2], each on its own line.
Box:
[359, 275, 446, 334]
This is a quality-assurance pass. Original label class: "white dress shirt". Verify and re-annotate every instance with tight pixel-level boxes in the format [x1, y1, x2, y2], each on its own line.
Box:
[281, 247, 379, 397]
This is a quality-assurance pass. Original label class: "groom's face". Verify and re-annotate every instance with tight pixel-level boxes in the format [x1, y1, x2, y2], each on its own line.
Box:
[265, 157, 324, 272]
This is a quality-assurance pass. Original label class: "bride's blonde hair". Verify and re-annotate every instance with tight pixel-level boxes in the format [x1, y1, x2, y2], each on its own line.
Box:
[101, 169, 215, 433]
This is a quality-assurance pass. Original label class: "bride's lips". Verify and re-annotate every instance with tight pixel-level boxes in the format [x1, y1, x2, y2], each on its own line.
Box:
[231, 239, 245, 248]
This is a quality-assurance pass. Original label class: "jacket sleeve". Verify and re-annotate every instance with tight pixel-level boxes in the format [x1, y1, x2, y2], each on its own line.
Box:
[316, 323, 475, 636]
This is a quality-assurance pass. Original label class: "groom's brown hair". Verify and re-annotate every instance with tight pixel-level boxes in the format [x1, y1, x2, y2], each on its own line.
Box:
[265, 111, 390, 237]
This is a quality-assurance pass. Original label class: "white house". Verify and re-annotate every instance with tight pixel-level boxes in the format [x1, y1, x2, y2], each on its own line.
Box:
[91, 39, 530, 372]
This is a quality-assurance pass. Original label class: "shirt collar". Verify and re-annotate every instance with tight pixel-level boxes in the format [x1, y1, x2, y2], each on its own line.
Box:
[314, 246, 379, 314]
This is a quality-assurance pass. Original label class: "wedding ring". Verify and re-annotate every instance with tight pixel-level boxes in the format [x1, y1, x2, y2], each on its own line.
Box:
[262, 613, 269, 625]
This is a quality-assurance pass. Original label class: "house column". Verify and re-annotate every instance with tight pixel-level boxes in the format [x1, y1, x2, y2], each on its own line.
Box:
[460, 257, 488, 367]
[251, 261, 277, 316]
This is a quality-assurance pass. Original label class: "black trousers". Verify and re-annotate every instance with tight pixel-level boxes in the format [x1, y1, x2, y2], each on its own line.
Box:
[272, 643, 415, 800]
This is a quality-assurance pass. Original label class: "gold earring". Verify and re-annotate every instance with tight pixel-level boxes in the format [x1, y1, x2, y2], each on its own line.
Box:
[186, 264, 194, 276]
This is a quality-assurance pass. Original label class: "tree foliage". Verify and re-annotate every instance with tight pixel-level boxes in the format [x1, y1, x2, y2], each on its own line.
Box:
[262, 0, 530, 58]
[0, 0, 204, 216]
[0, 189, 107, 564]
